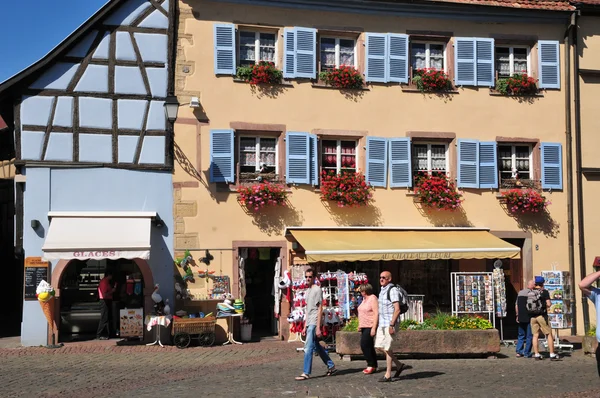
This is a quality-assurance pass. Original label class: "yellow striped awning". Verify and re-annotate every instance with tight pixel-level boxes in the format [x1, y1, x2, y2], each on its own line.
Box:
[286, 228, 521, 263]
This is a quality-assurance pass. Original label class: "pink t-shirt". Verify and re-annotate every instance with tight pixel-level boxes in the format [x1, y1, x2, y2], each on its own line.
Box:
[98, 277, 113, 300]
[358, 294, 378, 329]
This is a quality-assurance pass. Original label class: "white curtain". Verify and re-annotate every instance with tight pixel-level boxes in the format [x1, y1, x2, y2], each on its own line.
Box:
[273, 257, 282, 318]
[239, 248, 248, 303]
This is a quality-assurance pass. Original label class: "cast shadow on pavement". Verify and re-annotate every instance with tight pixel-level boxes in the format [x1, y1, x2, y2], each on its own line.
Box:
[397, 371, 445, 380]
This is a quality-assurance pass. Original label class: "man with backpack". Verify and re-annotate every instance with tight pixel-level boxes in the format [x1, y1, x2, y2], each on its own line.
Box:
[529, 276, 561, 360]
[578, 269, 600, 376]
[375, 271, 408, 382]
[515, 279, 535, 357]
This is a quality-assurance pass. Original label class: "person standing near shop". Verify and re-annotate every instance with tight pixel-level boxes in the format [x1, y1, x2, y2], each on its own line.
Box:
[375, 271, 407, 382]
[530, 276, 561, 361]
[96, 272, 116, 340]
[578, 269, 600, 376]
[295, 268, 337, 381]
[358, 283, 378, 374]
[515, 279, 535, 358]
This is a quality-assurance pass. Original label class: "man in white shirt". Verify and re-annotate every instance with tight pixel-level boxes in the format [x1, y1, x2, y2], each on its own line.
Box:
[579, 270, 600, 376]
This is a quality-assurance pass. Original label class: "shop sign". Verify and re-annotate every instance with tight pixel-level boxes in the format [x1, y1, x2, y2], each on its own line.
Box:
[381, 252, 452, 260]
[72, 251, 118, 258]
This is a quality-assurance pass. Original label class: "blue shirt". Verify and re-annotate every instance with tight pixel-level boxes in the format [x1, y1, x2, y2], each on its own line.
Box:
[587, 287, 600, 342]
[378, 284, 400, 328]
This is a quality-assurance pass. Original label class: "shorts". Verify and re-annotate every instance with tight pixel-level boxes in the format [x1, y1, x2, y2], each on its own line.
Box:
[374, 326, 397, 351]
[531, 315, 552, 335]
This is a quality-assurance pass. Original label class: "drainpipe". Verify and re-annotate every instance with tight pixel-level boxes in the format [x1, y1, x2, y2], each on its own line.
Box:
[564, 12, 577, 336]
[572, 11, 591, 333]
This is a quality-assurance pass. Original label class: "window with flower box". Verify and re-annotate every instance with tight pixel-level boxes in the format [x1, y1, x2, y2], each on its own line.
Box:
[239, 136, 278, 176]
[319, 37, 356, 71]
[321, 139, 358, 173]
[412, 143, 449, 178]
[499, 144, 532, 184]
[238, 31, 277, 67]
[495, 46, 529, 78]
[410, 42, 446, 73]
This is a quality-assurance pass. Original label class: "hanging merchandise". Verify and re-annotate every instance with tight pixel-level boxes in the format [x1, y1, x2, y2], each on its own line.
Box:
[273, 257, 282, 318]
[249, 248, 258, 260]
[492, 260, 507, 318]
[239, 248, 248, 303]
[451, 272, 495, 327]
[336, 270, 350, 319]
[258, 247, 271, 261]
[211, 276, 230, 299]
[134, 280, 142, 296]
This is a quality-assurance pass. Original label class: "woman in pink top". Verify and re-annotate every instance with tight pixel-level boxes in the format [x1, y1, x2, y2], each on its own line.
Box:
[357, 283, 378, 374]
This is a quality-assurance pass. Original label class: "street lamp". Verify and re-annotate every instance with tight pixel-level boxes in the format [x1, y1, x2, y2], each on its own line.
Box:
[163, 95, 179, 123]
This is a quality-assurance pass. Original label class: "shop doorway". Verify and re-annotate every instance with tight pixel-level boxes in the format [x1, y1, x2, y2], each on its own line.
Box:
[243, 247, 280, 338]
[0, 180, 20, 338]
[58, 259, 145, 342]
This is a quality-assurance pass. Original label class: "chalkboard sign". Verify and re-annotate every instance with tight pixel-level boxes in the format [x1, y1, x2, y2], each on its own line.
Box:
[24, 257, 50, 300]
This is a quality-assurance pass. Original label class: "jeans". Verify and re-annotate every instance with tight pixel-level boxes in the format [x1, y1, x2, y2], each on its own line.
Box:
[596, 343, 600, 377]
[303, 324, 335, 375]
[516, 321, 533, 357]
[96, 299, 112, 338]
[360, 328, 378, 368]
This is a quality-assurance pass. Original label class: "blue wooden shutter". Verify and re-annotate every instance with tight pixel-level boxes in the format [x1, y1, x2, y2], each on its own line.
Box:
[541, 142, 563, 189]
[389, 138, 412, 188]
[213, 24, 236, 75]
[286, 132, 310, 184]
[210, 129, 234, 183]
[365, 33, 387, 83]
[479, 141, 498, 189]
[454, 38, 476, 86]
[457, 139, 479, 188]
[388, 34, 409, 83]
[476, 38, 494, 87]
[283, 28, 295, 79]
[366, 137, 388, 187]
[309, 134, 319, 185]
[538, 40, 560, 89]
[295, 27, 316, 79]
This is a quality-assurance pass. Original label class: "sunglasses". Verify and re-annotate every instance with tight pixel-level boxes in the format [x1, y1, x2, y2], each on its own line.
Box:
[379, 276, 388, 280]
[305, 275, 313, 279]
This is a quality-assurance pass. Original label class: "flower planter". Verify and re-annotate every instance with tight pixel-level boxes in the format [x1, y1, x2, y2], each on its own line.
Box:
[583, 335, 598, 356]
[414, 173, 463, 211]
[495, 74, 538, 96]
[318, 66, 364, 90]
[236, 61, 283, 85]
[412, 68, 453, 93]
[319, 171, 374, 207]
[335, 329, 500, 357]
[501, 189, 549, 214]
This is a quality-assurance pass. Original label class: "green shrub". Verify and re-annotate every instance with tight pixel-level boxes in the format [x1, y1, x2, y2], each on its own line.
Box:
[587, 326, 597, 337]
[342, 316, 359, 332]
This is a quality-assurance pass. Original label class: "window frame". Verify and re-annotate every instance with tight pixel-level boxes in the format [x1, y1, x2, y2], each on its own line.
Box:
[494, 45, 531, 78]
[318, 36, 358, 72]
[410, 41, 447, 74]
[320, 138, 359, 174]
[237, 29, 278, 67]
[498, 143, 533, 183]
[237, 134, 279, 175]
[411, 141, 450, 176]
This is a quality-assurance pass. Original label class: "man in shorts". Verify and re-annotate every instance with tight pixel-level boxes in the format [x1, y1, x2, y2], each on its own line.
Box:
[531, 276, 561, 360]
[375, 271, 407, 382]
[578, 269, 600, 376]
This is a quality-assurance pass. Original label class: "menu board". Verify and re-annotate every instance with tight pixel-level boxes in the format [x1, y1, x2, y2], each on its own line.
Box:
[24, 257, 50, 300]
[120, 308, 144, 338]
[454, 273, 494, 313]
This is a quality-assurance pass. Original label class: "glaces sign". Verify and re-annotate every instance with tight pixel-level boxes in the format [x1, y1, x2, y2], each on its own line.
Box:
[73, 251, 118, 258]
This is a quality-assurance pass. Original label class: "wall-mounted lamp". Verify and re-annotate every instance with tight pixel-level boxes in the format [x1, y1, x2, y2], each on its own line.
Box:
[163, 95, 180, 123]
[152, 214, 164, 228]
[31, 219, 41, 229]
[189, 97, 200, 108]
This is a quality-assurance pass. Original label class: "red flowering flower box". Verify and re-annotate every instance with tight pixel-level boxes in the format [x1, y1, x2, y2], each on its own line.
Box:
[319, 171, 374, 207]
[237, 182, 288, 211]
[501, 189, 548, 213]
[319, 66, 364, 90]
[495, 74, 538, 96]
[414, 173, 463, 211]
[413, 68, 453, 92]
[236, 61, 283, 85]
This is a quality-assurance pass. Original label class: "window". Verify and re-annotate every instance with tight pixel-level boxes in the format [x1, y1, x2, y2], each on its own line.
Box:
[495, 46, 529, 78]
[320, 37, 355, 71]
[412, 143, 448, 176]
[499, 144, 531, 183]
[239, 136, 277, 174]
[411, 42, 445, 71]
[239, 31, 276, 67]
[321, 140, 357, 173]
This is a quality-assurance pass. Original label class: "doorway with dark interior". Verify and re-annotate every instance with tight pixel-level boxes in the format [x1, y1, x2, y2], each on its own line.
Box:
[0, 179, 19, 338]
[243, 247, 280, 339]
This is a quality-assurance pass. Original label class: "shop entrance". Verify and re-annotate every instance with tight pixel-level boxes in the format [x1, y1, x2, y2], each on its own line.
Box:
[243, 247, 280, 338]
[58, 258, 145, 342]
[0, 179, 20, 338]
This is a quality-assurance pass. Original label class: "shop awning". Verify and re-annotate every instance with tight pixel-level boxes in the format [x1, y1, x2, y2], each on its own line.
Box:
[286, 227, 521, 263]
[42, 212, 157, 261]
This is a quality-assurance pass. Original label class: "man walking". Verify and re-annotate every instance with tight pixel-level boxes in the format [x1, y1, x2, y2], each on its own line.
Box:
[375, 271, 407, 382]
[530, 276, 561, 360]
[295, 268, 337, 381]
[578, 270, 600, 376]
[515, 279, 535, 358]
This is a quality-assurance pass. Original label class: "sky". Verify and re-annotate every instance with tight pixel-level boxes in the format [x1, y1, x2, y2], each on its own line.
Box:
[0, 0, 108, 83]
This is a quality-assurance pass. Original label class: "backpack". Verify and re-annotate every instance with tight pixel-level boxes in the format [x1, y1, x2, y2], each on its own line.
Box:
[526, 289, 544, 315]
[386, 284, 409, 315]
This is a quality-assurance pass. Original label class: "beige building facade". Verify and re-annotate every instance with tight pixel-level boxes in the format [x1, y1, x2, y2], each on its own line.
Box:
[172, 0, 589, 339]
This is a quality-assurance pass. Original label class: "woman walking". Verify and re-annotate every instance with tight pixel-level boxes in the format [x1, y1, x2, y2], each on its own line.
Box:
[357, 283, 378, 374]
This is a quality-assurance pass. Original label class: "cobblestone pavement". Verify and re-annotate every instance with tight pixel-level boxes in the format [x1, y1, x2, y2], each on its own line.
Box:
[1, 340, 599, 398]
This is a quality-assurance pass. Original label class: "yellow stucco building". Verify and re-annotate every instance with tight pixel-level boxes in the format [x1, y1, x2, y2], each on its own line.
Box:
[171, 0, 598, 340]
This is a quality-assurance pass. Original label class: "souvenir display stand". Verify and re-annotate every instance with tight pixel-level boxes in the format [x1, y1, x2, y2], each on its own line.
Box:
[492, 261, 509, 345]
[401, 295, 425, 324]
[541, 270, 574, 353]
[451, 272, 495, 327]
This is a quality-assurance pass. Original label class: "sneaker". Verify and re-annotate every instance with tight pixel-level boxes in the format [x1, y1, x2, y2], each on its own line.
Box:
[534, 354, 543, 360]
[550, 354, 562, 361]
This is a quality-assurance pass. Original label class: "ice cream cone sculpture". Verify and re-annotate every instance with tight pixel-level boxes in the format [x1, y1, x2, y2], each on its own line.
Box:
[36, 280, 56, 331]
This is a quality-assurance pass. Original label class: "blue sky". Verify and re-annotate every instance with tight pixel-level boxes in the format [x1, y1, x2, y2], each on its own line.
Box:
[0, 0, 108, 83]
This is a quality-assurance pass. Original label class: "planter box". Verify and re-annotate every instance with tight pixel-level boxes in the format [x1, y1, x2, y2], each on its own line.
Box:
[336, 330, 500, 357]
[583, 336, 598, 355]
